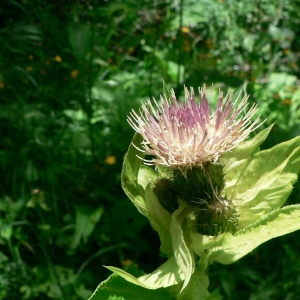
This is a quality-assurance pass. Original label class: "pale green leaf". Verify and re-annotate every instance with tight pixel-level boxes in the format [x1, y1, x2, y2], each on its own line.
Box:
[122, 134, 172, 256]
[170, 203, 195, 291]
[190, 232, 224, 261]
[227, 135, 300, 226]
[121, 133, 148, 216]
[105, 256, 184, 289]
[196, 204, 300, 265]
[89, 272, 176, 300]
[144, 184, 173, 256]
[138, 256, 185, 288]
[138, 165, 158, 191]
[223, 125, 273, 191]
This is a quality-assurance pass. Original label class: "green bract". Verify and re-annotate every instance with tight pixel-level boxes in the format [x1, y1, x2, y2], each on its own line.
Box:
[90, 126, 300, 300]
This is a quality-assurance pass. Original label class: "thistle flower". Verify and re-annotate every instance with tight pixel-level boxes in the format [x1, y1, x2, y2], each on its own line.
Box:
[128, 86, 261, 171]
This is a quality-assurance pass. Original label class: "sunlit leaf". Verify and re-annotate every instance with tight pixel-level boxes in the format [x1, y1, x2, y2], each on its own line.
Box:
[144, 184, 173, 256]
[191, 205, 300, 265]
[170, 203, 195, 291]
[89, 272, 176, 300]
[211, 204, 300, 264]
[223, 125, 273, 191]
[227, 134, 300, 226]
[121, 133, 148, 216]
[105, 256, 184, 290]
[138, 165, 157, 191]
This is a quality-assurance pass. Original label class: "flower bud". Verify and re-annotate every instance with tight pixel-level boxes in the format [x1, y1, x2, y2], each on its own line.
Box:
[195, 196, 239, 236]
[153, 178, 178, 214]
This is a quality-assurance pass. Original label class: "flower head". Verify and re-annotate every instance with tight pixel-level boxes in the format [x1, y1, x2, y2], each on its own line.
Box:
[128, 86, 261, 171]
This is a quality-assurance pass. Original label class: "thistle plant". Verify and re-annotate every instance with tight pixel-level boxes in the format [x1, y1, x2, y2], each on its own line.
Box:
[89, 85, 300, 300]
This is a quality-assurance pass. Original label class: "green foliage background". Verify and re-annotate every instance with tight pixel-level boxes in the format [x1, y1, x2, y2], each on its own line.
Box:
[0, 0, 299, 299]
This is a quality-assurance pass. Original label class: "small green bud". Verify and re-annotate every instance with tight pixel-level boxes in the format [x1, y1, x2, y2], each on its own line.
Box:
[195, 196, 239, 236]
[153, 178, 178, 214]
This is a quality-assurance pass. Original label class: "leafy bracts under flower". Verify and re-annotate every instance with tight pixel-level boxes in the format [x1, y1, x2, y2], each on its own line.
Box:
[128, 86, 261, 171]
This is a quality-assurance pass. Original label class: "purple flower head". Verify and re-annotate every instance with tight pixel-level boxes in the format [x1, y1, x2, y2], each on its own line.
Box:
[128, 85, 262, 171]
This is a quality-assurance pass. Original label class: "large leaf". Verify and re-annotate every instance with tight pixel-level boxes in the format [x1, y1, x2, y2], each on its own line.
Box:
[223, 125, 273, 190]
[191, 204, 300, 265]
[122, 134, 172, 255]
[138, 165, 157, 191]
[170, 203, 195, 292]
[121, 133, 148, 216]
[144, 185, 173, 257]
[227, 135, 300, 226]
[105, 256, 184, 289]
[89, 273, 176, 300]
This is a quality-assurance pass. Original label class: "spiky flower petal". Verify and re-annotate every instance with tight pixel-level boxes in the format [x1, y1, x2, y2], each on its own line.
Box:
[128, 86, 261, 171]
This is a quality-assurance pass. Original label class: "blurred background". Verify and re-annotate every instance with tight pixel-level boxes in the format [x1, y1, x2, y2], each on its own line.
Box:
[0, 0, 300, 299]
